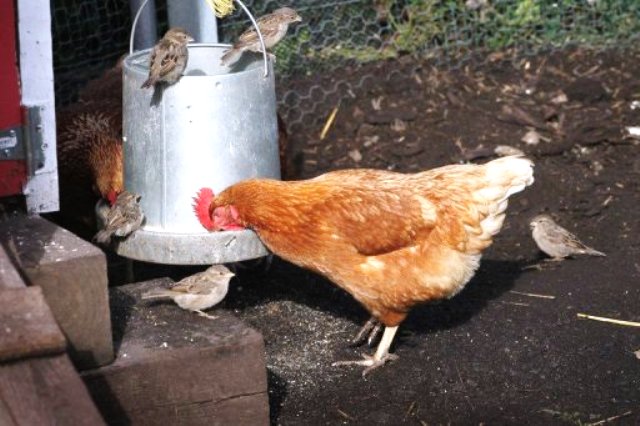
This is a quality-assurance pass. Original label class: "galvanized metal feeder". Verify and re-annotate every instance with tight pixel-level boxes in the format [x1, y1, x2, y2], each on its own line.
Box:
[115, 1, 279, 265]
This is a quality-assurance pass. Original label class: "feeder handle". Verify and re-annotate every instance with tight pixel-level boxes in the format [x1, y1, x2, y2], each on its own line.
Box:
[130, 0, 270, 77]
[233, 0, 269, 78]
[130, 0, 151, 56]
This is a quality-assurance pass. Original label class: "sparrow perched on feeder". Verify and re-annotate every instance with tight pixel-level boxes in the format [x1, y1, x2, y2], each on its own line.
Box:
[141, 265, 235, 319]
[94, 191, 145, 244]
[194, 156, 534, 375]
[141, 27, 194, 89]
[220, 7, 302, 66]
[530, 214, 606, 261]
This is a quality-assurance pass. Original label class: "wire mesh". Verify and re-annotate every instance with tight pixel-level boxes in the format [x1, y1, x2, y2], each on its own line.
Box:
[52, 0, 640, 129]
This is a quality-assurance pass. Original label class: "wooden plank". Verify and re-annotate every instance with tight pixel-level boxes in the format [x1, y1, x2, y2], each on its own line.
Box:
[0, 215, 114, 369]
[0, 243, 25, 289]
[0, 287, 67, 362]
[0, 235, 105, 424]
[83, 279, 270, 425]
[0, 354, 105, 425]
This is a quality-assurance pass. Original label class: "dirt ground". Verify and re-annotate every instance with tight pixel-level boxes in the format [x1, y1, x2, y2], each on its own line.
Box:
[65, 46, 640, 424]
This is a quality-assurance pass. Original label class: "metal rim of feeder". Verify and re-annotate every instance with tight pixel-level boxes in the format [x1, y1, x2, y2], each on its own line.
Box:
[129, 0, 270, 77]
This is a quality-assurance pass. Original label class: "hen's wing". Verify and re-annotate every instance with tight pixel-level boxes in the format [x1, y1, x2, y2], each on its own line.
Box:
[313, 171, 437, 256]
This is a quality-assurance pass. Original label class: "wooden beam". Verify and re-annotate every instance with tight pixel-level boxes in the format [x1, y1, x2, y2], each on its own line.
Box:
[0, 215, 114, 369]
[0, 287, 67, 362]
[0, 244, 104, 424]
[0, 354, 105, 425]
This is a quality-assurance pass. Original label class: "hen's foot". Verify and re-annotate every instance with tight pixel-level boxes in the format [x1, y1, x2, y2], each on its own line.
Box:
[195, 310, 218, 320]
[333, 353, 399, 378]
[351, 318, 382, 347]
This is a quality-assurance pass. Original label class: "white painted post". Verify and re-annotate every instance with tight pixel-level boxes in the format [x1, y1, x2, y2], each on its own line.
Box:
[17, 0, 59, 213]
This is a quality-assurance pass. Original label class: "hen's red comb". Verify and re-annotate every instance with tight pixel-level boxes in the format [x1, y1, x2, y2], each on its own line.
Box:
[193, 187, 215, 230]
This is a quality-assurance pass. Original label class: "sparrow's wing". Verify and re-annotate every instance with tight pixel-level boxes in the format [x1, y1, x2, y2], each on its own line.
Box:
[148, 47, 158, 69]
[104, 207, 129, 229]
[170, 274, 212, 295]
[548, 223, 587, 249]
[236, 18, 281, 47]
[156, 42, 181, 78]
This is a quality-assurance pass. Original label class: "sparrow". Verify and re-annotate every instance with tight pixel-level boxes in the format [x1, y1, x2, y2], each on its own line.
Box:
[141, 27, 194, 89]
[530, 214, 606, 261]
[141, 265, 235, 319]
[220, 7, 302, 66]
[94, 191, 145, 244]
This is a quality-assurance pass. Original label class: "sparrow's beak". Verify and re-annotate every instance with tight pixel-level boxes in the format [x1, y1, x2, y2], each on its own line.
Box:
[294, 14, 302, 22]
[188, 36, 195, 43]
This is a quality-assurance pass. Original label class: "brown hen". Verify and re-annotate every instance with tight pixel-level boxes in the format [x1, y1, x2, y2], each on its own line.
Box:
[195, 156, 534, 375]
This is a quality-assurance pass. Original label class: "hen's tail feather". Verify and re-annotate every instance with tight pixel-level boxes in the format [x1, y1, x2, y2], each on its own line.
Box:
[474, 156, 534, 239]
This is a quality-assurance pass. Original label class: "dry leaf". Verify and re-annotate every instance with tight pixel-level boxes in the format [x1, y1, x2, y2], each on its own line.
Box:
[348, 149, 362, 162]
[551, 92, 569, 104]
[391, 118, 407, 132]
[363, 135, 379, 147]
[521, 129, 541, 145]
[494, 145, 524, 156]
[625, 126, 640, 139]
[371, 97, 383, 111]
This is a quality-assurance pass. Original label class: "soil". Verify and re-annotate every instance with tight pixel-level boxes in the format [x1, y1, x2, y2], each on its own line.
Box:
[68, 46, 640, 424]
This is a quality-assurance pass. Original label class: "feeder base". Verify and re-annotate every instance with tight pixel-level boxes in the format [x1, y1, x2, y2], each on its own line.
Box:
[114, 228, 268, 265]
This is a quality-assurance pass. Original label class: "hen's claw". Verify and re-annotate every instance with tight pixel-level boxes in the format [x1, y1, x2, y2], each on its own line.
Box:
[351, 317, 382, 347]
[333, 353, 399, 378]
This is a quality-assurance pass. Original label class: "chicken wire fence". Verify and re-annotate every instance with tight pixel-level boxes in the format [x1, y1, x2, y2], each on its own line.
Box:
[52, 0, 640, 132]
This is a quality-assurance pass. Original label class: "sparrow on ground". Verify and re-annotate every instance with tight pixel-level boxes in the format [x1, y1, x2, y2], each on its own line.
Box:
[530, 214, 606, 261]
[220, 7, 302, 66]
[141, 265, 235, 319]
[141, 27, 194, 89]
[94, 191, 144, 244]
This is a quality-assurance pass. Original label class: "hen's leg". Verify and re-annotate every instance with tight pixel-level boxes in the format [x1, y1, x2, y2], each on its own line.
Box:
[334, 326, 399, 377]
[351, 317, 383, 346]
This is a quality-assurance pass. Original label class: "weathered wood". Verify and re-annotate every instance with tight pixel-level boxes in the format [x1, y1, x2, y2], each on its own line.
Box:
[0, 353, 106, 425]
[0, 215, 114, 369]
[0, 243, 24, 289]
[0, 243, 105, 425]
[0, 287, 67, 362]
[82, 279, 270, 425]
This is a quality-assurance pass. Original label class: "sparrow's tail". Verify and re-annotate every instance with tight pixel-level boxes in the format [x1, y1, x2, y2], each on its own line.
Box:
[140, 77, 156, 89]
[220, 47, 243, 66]
[93, 230, 112, 244]
[141, 288, 175, 300]
[581, 246, 606, 257]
